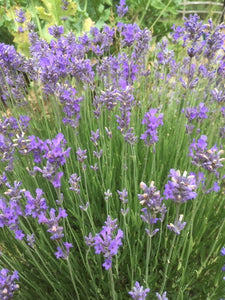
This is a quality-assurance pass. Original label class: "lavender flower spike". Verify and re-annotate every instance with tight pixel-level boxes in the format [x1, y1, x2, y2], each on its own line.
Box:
[164, 169, 197, 204]
[140, 108, 163, 147]
[0, 269, 19, 299]
[85, 216, 123, 270]
[156, 291, 168, 300]
[116, 0, 128, 18]
[128, 281, 150, 300]
[167, 214, 186, 235]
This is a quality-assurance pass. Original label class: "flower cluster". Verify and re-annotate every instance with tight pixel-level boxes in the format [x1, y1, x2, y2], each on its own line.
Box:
[69, 173, 81, 194]
[183, 103, 208, 123]
[164, 169, 197, 204]
[0, 43, 34, 103]
[39, 208, 68, 240]
[0, 181, 25, 240]
[85, 216, 123, 270]
[140, 108, 163, 148]
[116, 0, 128, 18]
[167, 214, 186, 235]
[56, 83, 83, 128]
[138, 181, 166, 236]
[189, 135, 225, 177]
[0, 269, 19, 300]
[128, 281, 150, 300]
[55, 242, 73, 259]
[24, 188, 48, 220]
[28, 133, 71, 188]
[0, 115, 30, 171]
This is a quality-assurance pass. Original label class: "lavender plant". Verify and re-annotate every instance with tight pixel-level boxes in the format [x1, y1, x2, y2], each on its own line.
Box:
[0, 5, 225, 300]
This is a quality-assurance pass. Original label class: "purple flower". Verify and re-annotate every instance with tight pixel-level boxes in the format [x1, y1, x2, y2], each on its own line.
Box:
[116, 86, 135, 134]
[117, 189, 128, 204]
[140, 108, 163, 147]
[24, 189, 48, 218]
[90, 163, 98, 171]
[48, 25, 64, 38]
[26, 233, 35, 248]
[29, 133, 70, 188]
[171, 24, 185, 42]
[93, 149, 103, 159]
[221, 247, 225, 256]
[0, 184, 24, 240]
[39, 208, 67, 240]
[76, 148, 87, 163]
[156, 291, 168, 300]
[0, 269, 19, 300]
[167, 214, 186, 235]
[189, 135, 225, 176]
[61, 0, 69, 10]
[56, 83, 82, 128]
[15, 9, 26, 23]
[128, 281, 150, 300]
[206, 181, 220, 194]
[95, 87, 119, 113]
[183, 103, 208, 123]
[138, 181, 166, 236]
[90, 129, 100, 147]
[116, 0, 128, 18]
[85, 216, 123, 270]
[69, 173, 81, 194]
[212, 89, 225, 103]
[164, 169, 197, 204]
[55, 242, 73, 259]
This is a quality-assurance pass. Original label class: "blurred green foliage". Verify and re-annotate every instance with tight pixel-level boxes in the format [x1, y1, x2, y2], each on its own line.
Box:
[0, 0, 183, 54]
[125, 0, 183, 39]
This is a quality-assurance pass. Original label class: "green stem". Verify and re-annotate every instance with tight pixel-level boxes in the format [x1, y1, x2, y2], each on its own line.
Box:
[160, 205, 180, 294]
[67, 257, 80, 300]
[145, 225, 152, 285]
[160, 233, 176, 294]
[109, 267, 117, 300]
[141, 146, 150, 182]
[139, 0, 151, 25]
[150, 0, 173, 32]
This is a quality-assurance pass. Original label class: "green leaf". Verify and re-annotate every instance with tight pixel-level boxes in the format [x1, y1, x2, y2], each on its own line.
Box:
[35, 6, 54, 22]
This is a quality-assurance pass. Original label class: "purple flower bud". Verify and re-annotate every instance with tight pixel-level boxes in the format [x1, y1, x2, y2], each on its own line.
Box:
[0, 269, 19, 299]
[167, 215, 186, 234]
[156, 291, 168, 300]
[55, 242, 73, 259]
[189, 135, 225, 176]
[116, 0, 128, 18]
[117, 189, 128, 204]
[164, 169, 197, 204]
[128, 281, 150, 300]
[76, 148, 87, 162]
[85, 216, 123, 270]
[221, 247, 225, 256]
[140, 108, 163, 147]
[69, 173, 81, 194]
[15, 9, 26, 23]
[26, 233, 35, 248]
[48, 25, 64, 38]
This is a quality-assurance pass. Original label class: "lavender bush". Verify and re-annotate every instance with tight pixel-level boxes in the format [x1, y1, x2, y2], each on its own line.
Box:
[0, 4, 225, 299]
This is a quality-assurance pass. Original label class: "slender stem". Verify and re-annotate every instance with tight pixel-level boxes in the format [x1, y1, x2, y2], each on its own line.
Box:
[139, 0, 151, 25]
[145, 225, 152, 285]
[160, 205, 180, 294]
[160, 233, 176, 294]
[150, 0, 173, 32]
[67, 257, 80, 300]
[141, 146, 150, 182]
[109, 267, 117, 300]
